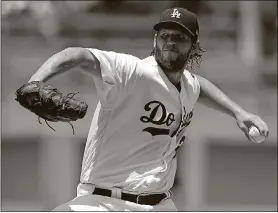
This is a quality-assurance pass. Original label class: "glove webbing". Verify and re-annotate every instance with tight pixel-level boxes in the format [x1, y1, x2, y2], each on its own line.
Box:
[37, 91, 81, 135]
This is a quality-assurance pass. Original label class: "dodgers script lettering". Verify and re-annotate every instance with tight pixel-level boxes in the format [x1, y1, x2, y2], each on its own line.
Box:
[140, 100, 175, 136]
[140, 100, 193, 137]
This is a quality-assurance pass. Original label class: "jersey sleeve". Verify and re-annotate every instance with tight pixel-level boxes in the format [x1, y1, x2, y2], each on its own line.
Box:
[184, 71, 201, 103]
[86, 48, 141, 107]
[192, 73, 201, 102]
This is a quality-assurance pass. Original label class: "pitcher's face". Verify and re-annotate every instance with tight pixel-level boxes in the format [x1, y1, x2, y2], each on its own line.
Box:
[154, 27, 192, 72]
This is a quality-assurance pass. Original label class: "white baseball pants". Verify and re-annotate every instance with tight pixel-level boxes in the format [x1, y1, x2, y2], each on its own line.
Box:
[52, 194, 178, 211]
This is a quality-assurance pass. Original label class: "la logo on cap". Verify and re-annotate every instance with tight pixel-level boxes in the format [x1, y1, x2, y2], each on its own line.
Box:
[171, 9, 180, 18]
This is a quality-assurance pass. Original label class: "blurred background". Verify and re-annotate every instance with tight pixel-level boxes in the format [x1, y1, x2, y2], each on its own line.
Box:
[1, 0, 277, 211]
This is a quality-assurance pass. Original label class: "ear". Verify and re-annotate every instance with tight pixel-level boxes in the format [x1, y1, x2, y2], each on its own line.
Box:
[153, 33, 157, 49]
[190, 40, 198, 53]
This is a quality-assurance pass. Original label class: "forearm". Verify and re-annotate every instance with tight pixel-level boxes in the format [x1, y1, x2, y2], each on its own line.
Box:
[195, 74, 245, 118]
[29, 47, 90, 83]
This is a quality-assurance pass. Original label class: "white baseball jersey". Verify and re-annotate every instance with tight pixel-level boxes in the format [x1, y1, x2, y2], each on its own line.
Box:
[78, 48, 200, 195]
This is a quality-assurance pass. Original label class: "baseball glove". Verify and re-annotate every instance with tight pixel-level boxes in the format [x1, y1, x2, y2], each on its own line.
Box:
[15, 81, 88, 134]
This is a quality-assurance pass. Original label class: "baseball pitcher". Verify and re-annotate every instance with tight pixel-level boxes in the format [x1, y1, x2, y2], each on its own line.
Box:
[16, 8, 269, 211]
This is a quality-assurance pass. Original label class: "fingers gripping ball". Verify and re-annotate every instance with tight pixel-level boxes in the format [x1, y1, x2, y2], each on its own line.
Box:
[248, 126, 266, 144]
[15, 81, 88, 134]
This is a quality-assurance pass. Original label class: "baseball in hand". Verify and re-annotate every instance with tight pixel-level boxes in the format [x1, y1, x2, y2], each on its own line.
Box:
[248, 126, 265, 143]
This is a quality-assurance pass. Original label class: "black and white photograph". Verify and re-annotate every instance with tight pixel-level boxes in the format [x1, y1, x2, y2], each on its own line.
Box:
[1, 1, 277, 211]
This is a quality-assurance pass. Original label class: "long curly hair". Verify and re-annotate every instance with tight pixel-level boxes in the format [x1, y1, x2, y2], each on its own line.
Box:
[150, 37, 206, 71]
[185, 40, 206, 71]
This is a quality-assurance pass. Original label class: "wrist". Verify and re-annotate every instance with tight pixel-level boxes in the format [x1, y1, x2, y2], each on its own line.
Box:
[28, 77, 44, 83]
[28, 73, 49, 83]
[233, 108, 246, 119]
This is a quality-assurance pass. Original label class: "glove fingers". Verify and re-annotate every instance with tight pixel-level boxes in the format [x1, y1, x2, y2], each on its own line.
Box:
[15, 81, 88, 125]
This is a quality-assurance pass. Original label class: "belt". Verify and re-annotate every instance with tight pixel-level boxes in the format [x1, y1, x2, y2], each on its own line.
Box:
[92, 187, 168, 205]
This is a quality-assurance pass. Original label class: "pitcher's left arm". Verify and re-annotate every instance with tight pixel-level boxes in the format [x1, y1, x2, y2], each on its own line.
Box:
[194, 74, 269, 140]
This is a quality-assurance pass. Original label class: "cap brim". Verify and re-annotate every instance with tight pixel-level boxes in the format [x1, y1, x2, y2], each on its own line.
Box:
[153, 21, 194, 36]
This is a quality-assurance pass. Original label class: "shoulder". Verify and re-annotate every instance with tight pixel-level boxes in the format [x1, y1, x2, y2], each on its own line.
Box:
[136, 56, 162, 81]
[183, 69, 197, 80]
[86, 48, 143, 72]
[87, 48, 140, 61]
[183, 70, 200, 93]
[139, 56, 159, 72]
[141, 56, 157, 65]
[183, 70, 197, 82]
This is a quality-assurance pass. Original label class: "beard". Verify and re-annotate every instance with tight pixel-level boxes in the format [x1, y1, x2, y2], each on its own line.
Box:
[154, 46, 189, 72]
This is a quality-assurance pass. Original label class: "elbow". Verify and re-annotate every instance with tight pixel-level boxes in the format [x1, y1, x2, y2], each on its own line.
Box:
[62, 47, 87, 57]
